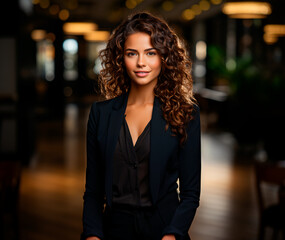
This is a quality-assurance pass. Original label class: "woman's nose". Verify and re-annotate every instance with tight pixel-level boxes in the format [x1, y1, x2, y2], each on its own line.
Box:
[137, 55, 146, 67]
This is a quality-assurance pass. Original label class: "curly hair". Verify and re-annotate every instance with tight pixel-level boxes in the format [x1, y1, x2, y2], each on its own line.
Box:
[99, 11, 197, 145]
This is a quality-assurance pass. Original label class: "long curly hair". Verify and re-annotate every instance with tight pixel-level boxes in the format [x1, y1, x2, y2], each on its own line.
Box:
[99, 11, 197, 145]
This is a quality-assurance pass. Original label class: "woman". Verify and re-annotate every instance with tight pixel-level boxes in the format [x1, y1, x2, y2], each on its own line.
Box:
[81, 11, 201, 240]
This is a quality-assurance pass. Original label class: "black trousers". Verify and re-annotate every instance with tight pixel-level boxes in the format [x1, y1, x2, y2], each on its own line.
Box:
[103, 204, 190, 240]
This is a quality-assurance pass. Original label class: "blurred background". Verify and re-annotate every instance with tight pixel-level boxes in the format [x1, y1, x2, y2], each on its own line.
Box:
[0, 0, 285, 240]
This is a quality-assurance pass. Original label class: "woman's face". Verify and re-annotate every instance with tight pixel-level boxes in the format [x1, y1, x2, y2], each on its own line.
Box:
[124, 32, 161, 88]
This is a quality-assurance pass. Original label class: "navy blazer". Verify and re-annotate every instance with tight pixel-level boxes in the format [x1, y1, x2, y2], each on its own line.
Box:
[82, 92, 201, 240]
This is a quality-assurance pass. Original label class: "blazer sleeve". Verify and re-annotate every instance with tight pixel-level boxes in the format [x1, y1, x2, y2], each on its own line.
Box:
[81, 102, 105, 240]
[162, 106, 201, 238]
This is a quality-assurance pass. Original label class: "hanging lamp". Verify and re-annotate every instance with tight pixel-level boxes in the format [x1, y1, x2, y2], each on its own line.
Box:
[222, 1, 272, 19]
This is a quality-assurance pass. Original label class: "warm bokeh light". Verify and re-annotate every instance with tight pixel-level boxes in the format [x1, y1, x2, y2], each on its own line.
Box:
[182, 9, 195, 21]
[226, 13, 267, 19]
[162, 1, 174, 11]
[84, 31, 110, 42]
[263, 33, 278, 45]
[63, 22, 98, 35]
[199, 0, 210, 11]
[66, 0, 78, 10]
[222, 2, 272, 19]
[210, 0, 222, 5]
[59, 9, 70, 21]
[125, 0, 144, 9]
[39, 0, 50, 9]
[263, 24, 285, 45]
[45, 32, 56, 42]
[31, 29, 46, 41]
[264, 24, 285, 36]
[196, 41, 207, 60]
[192, 4, 202, 15]
[125, 0, 137, 9]
[49, 4, 60, 15]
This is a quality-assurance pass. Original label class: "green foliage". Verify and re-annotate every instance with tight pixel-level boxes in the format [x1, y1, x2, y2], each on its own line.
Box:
[207, 44, 284, 108]
[207, 44, 285, 147]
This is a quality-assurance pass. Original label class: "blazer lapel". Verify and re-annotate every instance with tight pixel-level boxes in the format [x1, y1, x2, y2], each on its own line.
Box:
[105, 93, 128, 206]
[149, 97, 168, 205]
[104, 94, 171, 206]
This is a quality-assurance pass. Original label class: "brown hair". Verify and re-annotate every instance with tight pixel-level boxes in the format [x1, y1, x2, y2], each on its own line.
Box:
[99, 11, 197, 145]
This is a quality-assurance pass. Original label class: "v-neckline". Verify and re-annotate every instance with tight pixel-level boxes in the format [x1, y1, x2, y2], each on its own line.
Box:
[124, 116, 151, 148]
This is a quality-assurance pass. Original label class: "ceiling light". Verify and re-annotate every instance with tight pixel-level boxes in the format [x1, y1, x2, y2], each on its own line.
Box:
[63, 22, 98, 35]
[84, 31, 110, 41]
[222, 1, 272, 19]
[264, 24, 285, 36]
[263, 33, 278, 44]
[263, 24, 285, 45]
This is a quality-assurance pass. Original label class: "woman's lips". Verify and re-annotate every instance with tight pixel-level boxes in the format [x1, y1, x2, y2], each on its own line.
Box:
[134, 71, 150, 77]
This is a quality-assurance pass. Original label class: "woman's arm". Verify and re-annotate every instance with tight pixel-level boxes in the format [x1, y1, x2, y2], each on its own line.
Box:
[162, 106, 201, 238]
[82, 102, 105, 240]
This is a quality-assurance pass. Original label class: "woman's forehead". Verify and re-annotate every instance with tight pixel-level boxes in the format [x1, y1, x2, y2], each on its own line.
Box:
[124, 32, 153, 49]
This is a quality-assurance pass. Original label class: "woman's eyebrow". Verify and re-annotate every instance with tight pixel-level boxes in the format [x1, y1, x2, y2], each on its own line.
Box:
[125, 48, 137, 52]
[125, 48, 156, 52]
[144, 48, 156, 51]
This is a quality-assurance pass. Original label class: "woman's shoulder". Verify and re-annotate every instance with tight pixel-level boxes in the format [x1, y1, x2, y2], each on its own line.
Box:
[186, 103, 200, 128]
[90, 94, 126, 112]
[93, 97, 115, 108]
[192, 103, 200, 115]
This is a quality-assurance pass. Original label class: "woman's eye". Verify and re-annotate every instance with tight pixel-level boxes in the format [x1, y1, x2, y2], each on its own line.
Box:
[127, 52, 136, 57]
[147, 51, 156, 56]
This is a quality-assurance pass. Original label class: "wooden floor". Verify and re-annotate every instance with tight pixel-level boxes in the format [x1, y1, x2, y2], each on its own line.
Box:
[8, 103, 281, 240]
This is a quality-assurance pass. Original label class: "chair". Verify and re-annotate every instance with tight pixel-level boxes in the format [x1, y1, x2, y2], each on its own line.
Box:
[254, 160, 285, 240]
[0, 160, 21, 240]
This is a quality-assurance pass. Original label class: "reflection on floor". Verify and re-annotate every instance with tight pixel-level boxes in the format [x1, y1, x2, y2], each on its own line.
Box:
[17, 103, 280, 240]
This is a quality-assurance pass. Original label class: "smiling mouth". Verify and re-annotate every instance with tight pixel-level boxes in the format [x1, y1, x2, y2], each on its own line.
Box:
[134, 71, 150, 77]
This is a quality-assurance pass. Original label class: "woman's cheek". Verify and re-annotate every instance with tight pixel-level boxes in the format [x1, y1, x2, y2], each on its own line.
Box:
[124, 58, 134, 71]
[150, 57, 162, 69]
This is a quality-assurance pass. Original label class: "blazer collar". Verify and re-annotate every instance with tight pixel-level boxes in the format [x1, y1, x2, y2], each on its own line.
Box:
[149, 96, 166, 204]
[112, 91, 129, 111]
[105, 92, 129, 206]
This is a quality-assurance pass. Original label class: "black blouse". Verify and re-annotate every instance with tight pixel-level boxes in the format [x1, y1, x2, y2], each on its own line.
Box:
[112, 115, 152, 207]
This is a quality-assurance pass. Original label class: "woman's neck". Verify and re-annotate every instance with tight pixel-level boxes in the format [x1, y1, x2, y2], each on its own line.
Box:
[127, 83, 155, 105]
